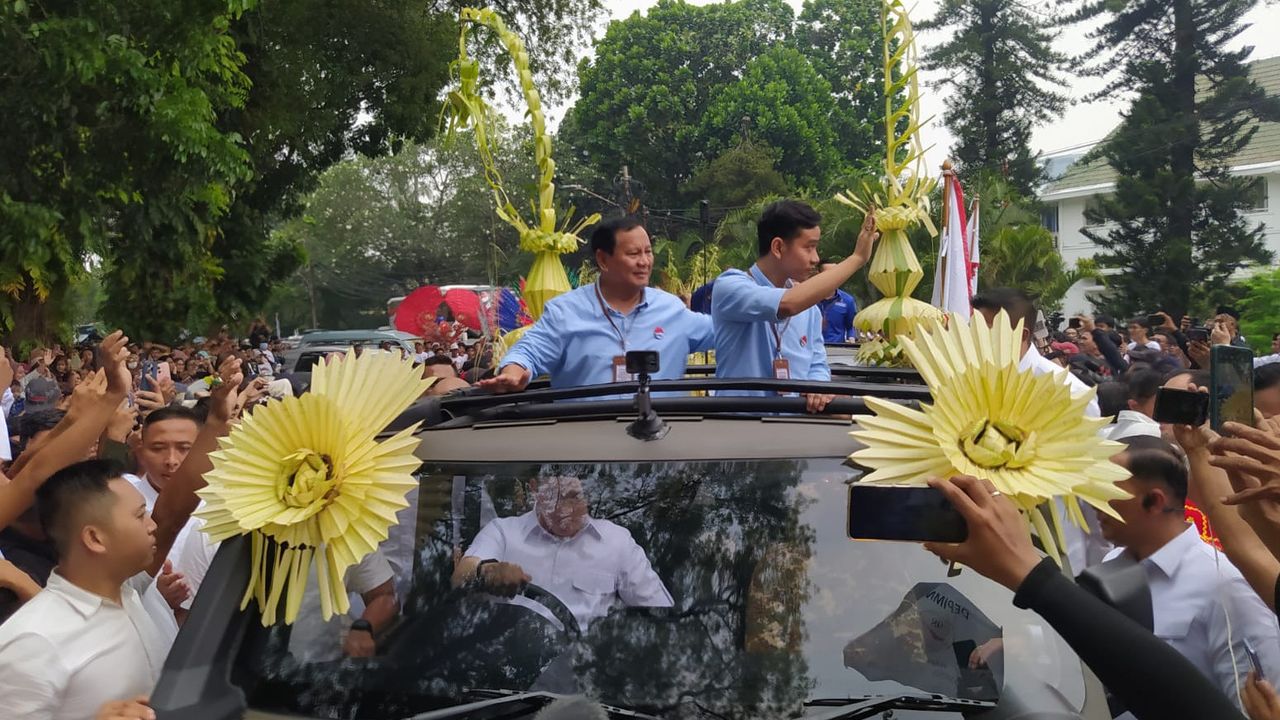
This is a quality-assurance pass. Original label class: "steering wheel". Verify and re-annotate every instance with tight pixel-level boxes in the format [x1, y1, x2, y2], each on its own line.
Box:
[475, 582, 581, 639]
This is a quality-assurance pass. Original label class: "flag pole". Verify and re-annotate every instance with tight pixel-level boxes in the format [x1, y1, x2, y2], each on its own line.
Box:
[938, 159, 954, 304]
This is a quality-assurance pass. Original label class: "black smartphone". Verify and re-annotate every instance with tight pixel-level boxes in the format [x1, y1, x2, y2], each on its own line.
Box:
[1210, 345, 1254, 432]
[1068, 317, 1082, 330]
[1146, 314, 1164, 328]
[847, 484, 968, 543]
[1246, 638, 1266, 682]
[1187, 327, 1210, 343]
[1152, 387, 1208, 426]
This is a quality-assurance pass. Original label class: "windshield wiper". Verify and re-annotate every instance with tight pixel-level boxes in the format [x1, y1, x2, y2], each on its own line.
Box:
[407, 689, 663, 720]
[803, 693, 997, 719]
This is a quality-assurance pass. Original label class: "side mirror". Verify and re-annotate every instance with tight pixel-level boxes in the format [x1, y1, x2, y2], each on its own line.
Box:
[1076, 555, 1153, 632]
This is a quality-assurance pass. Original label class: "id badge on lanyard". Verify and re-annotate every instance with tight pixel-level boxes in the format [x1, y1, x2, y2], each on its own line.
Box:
[612, 355, 635, 383]
[773, 357, 790, 380]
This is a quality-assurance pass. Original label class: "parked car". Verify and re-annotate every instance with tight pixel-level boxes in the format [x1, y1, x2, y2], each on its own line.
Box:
[280, 329, 420, 368]
[152, 374, 1111, 720]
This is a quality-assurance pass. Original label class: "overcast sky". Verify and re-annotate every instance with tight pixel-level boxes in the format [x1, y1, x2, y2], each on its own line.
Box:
[566, 0, 1280, 172]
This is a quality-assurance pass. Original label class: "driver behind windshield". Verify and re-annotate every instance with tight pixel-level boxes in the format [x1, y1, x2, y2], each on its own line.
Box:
[451, 476, 673, 630]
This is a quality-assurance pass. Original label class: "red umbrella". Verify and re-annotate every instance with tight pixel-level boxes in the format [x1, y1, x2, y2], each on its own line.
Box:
[443, 288, 485, 332]
[393, 286, 445, 337]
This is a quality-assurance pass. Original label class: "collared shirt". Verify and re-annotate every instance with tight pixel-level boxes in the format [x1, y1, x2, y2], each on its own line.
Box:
[818, 289, 857, 344]
[465, 511, 673, 630]
[1105, 525, 1280, 707]
[0, 571, 177, 720]
[1100, 409, 1161, 441]
[501, 284, 715, 389]
[1020, 345, 1100, 418]
[711, 266, 829, 392]
[128, 473, 195, 568]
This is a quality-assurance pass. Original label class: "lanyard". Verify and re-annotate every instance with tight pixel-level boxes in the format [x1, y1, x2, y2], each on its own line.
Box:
[594, 283, 636, 352]
[750, 265, 791, 359]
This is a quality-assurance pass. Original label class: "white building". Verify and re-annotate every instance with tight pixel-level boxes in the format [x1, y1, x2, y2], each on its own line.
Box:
[1040, 56, 1280, 317]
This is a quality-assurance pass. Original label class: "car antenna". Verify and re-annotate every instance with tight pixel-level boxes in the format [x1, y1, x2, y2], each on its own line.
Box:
[625, 350, 669, 441]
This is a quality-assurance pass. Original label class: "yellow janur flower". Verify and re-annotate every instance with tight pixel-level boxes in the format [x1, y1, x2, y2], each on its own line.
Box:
[196, 351, 437, 625]
[849, 310, 1132, 564]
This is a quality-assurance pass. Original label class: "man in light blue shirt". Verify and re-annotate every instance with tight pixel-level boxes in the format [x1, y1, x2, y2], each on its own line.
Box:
[712, 200, 877, 413]
[480, 216, 715, 393]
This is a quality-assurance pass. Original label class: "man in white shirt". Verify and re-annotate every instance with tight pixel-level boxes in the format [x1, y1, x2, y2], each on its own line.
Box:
[452, 476, 672, 631]
[1100, 368, 1163, 442]
[128, 406, 201, 570]
[0, 459, 180, 720]
[1125, 318, 1161, 352]
[1097, 436, 1280, 708]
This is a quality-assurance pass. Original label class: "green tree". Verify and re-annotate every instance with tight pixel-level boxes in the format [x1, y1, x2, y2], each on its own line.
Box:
[700, 46, 844, 192]
[1068, 0, 1280, 318]
[793, 0, 884, 169]
[684, 142, 790, 208]
[920, 0, 1066, 195]
[1, 0, 255, 341]
[1238, 268, 1280, 354]
[266, 129, 536, 331]
[977, 226, 1098, 313]
[3, 0, 603, 342]
[568, 0, 881, 206]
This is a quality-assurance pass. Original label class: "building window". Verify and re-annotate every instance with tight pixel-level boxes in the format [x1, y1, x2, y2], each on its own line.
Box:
[1083, 195, 1110, 227]
[1041, 204, 1059, 234]
[1242, 177, 1269, 213]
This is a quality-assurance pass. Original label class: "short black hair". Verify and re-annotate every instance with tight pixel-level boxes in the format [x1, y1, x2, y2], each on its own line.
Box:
[1127, 317, 1151, 329]
[37, 458, 127, 554]
[142, 405, 202, 433]
[756, 200, 821, 257]
[589, 216, 644, 258]
[1164, 368, 1211, 388]
[1126, 368, 1163, 403]
[424, 354, 455, 368]
[1096, 380, 1128, 417]
[1095, 314, 1117, 329]
[1256, 362, 1280, 392]
[19, 408, 66, 444]
[970, 287, 1038, 332]
[1120, 436, 1188, 505]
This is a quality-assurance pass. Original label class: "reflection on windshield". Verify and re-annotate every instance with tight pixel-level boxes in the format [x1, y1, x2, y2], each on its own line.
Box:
[230, 459, 1085, 720]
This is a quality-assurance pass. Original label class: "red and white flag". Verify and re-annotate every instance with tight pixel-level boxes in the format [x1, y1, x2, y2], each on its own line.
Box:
[931, 173, 972, 316]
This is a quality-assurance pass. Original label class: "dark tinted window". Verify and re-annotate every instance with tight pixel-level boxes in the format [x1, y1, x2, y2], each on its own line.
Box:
[230, 459, 1086, 719]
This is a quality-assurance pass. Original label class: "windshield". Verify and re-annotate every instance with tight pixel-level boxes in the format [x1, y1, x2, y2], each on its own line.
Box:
[230, 458, 1087, 719]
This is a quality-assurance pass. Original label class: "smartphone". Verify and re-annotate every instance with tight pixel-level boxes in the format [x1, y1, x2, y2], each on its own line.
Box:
[1146, 314, 1164, 328]
[848, 484, 967, 543]
[1187, 327, 1210, 343]
[1245, 638, 1265, 681]
[155, 362, 171, 386]
[1068, 317, 1082, 330]
[1152, 387, 1209, 426]
[1210, 345, 1254, 432]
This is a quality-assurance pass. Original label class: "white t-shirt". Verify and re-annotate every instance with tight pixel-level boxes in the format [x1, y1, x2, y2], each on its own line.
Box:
[0, 571, 177, 720]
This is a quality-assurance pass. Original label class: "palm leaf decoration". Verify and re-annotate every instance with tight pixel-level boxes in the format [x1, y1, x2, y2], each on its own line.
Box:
[835, 0, 942, 366]
[445, 7, 600, 340]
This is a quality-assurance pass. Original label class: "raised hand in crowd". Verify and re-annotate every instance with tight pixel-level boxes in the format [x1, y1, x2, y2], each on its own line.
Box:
[0, 331, 130, 530]
[1212, 320, 1234, 346]
[0, 346, 13, 394]
[0, 557, 40, 604]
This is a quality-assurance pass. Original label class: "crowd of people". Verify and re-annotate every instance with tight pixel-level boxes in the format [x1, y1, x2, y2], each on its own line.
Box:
[0, 198, 1277, 719]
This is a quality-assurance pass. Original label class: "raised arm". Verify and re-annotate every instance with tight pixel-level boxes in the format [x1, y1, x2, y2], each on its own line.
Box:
[0, 332, 130, 530]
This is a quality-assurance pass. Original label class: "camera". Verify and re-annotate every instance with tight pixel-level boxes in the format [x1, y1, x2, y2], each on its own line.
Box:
[1187, 327, 1210, 343]
[625, 350, 660, 376]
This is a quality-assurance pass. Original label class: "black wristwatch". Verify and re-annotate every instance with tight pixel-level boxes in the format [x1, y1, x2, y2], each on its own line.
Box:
[473, 558, 499, 588]
[350, 619, 373, 634]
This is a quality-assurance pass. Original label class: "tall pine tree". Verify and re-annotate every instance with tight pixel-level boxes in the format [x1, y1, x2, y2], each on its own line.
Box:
[1069, 0, 1280, 317]
[920, 0, 1066, 195]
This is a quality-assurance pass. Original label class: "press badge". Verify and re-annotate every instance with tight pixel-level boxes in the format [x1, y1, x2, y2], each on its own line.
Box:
[773, 358, 791, 380]
[612, 356, 635, 383]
